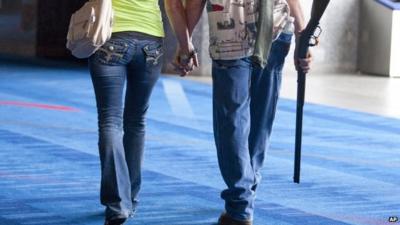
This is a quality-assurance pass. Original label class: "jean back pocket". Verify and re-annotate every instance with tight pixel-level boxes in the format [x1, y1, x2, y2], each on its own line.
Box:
[95, 40, 130, 65]
[143, 42, 163, 66]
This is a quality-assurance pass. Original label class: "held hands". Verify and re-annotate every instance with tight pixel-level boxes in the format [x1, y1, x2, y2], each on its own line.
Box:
[172, 43, 198, 77]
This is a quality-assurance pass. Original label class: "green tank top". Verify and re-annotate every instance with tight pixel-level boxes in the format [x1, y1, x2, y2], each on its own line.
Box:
[112, 0, 164, 37]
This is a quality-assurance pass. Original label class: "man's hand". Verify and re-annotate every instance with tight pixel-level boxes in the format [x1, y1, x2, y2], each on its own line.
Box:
[294, 37, 313, 74]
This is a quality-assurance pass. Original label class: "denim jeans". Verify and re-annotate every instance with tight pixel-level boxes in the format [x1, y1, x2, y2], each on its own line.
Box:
[212, 33, 292, 221]
[88, 31, 163, 221]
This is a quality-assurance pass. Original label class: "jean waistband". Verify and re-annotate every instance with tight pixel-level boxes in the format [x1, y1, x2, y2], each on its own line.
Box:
[112, 31, 163, 42]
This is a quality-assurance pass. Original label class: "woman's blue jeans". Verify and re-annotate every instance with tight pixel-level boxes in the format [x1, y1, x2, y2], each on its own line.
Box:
[88, 31, 163, 221]
[212, 33, 292, 221]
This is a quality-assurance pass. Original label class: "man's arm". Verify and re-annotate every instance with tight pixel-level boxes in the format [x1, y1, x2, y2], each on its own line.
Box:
[185, 0, 207, 37]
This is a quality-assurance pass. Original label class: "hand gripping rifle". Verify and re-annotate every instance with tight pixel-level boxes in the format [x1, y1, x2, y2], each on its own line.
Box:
[294, 0, 330, 184]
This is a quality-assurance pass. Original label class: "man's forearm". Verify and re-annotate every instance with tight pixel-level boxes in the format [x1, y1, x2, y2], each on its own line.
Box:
[185, 0, 207, 36]
[287, 0, 306, 37]
[165, 0, 191, 53]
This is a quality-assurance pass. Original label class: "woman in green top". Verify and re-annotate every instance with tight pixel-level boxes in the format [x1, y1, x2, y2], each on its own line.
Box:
[88, 1, 164, 224]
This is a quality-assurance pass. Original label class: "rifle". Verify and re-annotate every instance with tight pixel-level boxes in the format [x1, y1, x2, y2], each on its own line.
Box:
[294, 0, 330, 184]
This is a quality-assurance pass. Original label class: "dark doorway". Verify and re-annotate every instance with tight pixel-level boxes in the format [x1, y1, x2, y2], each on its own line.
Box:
[36, 0, 86, 58]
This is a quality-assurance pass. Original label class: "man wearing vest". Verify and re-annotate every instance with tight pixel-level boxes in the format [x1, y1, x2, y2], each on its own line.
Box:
[166, 0, 312, 224]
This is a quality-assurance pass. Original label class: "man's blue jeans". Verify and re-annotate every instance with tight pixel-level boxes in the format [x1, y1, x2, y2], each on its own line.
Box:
[212, 33, 292, 221]
[88, 32, 163, 221]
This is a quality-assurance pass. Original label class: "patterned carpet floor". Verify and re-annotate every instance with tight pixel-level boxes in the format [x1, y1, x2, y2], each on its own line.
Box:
[0, 59, 399, 225]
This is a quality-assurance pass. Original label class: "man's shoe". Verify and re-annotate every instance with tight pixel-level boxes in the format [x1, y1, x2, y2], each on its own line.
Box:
[104, 218, 126, 225]
[218, 213, 252, 225]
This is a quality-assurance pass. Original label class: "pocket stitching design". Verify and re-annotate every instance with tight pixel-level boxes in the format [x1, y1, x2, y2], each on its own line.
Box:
[143, 43, 163, 66]
[95, 40, 129, 65]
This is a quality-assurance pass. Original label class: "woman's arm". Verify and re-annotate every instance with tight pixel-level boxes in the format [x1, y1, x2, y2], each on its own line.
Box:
[165, 0, 193, 55]
[165, 0, 206, 50]
[165, 0, 206, 75]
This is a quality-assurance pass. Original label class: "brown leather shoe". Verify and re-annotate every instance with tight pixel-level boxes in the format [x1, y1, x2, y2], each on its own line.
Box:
[218, 213, 253, 225]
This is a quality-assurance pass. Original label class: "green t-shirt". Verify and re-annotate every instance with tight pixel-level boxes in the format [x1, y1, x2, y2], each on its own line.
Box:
[112, 0, 164, 37]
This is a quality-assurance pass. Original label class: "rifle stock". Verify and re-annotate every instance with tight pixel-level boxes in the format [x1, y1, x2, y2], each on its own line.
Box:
[294, 0, 330, 183]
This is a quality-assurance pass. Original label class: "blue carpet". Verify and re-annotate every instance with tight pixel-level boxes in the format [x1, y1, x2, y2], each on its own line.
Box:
[0, 59, 399, 225]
